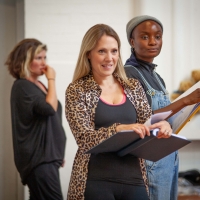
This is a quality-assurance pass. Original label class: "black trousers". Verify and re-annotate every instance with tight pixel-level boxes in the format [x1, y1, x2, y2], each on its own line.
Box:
[84, 180, 149, 200]
[26, 162, 63, 200]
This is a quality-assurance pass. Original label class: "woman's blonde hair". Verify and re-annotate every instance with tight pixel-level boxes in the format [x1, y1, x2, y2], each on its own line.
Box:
[73, 24, 128, 83]
[5, 38, 47, 79]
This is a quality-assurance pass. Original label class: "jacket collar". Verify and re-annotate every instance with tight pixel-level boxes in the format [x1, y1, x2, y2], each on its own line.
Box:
[83, 72, 129, 95]
[125, 48, 157, 71]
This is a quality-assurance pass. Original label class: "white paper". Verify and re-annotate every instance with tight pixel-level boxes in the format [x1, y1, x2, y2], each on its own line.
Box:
[144, 110, 172, 126]
[171, 103, 200, 133]
[171, 81, 200, 133]
[152, 128, 187, 139]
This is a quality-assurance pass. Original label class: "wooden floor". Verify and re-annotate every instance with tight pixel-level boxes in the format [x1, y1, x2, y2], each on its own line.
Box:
[178, 195, 200, 200]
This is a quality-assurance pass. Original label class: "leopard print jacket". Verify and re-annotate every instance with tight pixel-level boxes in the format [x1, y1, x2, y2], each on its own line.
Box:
[65, 72, 152, 200]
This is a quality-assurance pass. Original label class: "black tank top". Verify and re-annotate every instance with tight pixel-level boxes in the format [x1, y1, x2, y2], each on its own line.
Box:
[87, 96, 144, 185]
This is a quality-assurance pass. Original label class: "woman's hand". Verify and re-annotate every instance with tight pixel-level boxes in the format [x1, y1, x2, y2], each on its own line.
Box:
[61, 159, 65, 167]
[42, 65, 56, 80]
[183, 88, 200, 105]
[42, 65, 58, 111]
[116, 123, 150, 139]
[149, 120, 172, 139]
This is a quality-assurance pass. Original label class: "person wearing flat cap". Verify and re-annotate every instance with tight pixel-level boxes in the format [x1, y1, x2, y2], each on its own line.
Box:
[124, 15, 200, 200]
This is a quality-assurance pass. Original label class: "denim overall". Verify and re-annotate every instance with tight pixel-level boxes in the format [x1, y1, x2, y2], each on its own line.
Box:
[133, 67, 179, 200]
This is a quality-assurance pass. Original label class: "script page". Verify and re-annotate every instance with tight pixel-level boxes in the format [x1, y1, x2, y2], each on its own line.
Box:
[144, 110, 172, 126]
[171, 81, 200, 133]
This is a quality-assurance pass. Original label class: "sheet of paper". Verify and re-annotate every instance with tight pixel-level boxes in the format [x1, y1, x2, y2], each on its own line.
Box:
[172, 103, 200, 133]
[144, 110, 172, 126]
[152, 128, 187, 139]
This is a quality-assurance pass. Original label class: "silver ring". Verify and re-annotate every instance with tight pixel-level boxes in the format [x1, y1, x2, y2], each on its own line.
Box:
[165, 130, 169, 133]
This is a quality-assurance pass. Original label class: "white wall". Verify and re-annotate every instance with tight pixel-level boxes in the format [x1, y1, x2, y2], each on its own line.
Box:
[1, 0, 200, 199]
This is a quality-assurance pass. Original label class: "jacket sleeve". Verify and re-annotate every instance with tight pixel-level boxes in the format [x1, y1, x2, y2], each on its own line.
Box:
[65, 82, 119, 152]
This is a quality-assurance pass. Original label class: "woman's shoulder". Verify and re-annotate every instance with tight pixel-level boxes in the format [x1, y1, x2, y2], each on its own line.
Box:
[13, 78, 28, 84]
[124, 66, 140, 79]
[66, 74, 97, 93]
[125, 78, 144, 93]
[67, 75, 89, 89]
[12, 79, 34, 91]
[127, 77, 141, 86]
[155, 72, 165, 85]
[11, 79, 44, 100]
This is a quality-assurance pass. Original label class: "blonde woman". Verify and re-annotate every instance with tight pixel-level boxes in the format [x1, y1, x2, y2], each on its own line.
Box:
[65, 24, 171, 200]
[5, 38, 66, 200]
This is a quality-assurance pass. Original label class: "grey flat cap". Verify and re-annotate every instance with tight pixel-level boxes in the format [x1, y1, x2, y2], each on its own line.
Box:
[126, 15, 163, 45]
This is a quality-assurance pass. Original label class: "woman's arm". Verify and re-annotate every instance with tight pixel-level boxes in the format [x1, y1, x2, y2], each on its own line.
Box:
[43, 65, 58, 111]
[154, 88, 200, 117]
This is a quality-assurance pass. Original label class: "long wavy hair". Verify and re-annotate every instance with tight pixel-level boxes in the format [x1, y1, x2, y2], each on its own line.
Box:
[72, 24, 128, 83]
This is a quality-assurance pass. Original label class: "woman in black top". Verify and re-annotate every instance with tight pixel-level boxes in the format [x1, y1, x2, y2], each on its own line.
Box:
[5, 38, 66, 200]
[65, 24, 172, 200]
